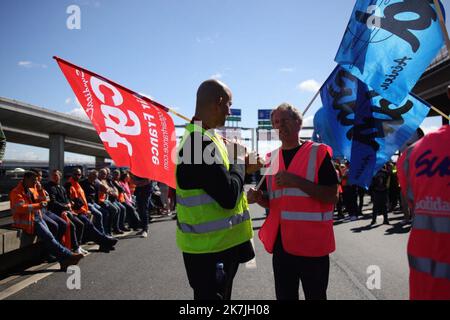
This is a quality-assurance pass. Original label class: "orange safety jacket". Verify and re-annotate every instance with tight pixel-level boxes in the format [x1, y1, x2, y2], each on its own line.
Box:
[259, 141, 336, 257]
[60, 211, 72, 250]
[10, 182, 43, 235]
[398, 125, 450, 300]
[69, 178, 89, 215]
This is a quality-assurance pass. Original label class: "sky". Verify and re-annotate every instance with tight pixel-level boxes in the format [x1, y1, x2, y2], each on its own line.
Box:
[1, 0, 449, 162]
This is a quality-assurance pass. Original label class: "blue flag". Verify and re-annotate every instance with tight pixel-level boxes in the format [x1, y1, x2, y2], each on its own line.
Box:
[335, 0, 445, 105]
[348, 84, 430, 188]
[317, 66, 359, 159]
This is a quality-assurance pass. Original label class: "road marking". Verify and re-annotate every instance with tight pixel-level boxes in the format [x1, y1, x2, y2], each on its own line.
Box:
[331, 255, 378, 300]
[245, 239, 257, 269]
[0, 231, 133, 300]
[0, 262, 51, 286]
[0, 263, 59, 300]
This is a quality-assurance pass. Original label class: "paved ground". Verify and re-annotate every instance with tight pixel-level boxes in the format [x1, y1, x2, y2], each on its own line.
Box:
[0, 196, 411, 300]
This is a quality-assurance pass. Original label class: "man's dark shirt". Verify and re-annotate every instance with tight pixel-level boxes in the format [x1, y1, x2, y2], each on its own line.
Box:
[80, 179, 98, 204]
[177, 130, 253, 262]
[45, 181, 71, 215]
[261, 143, 339, 193]
[281, 144, 338, 186]
[177, 131, 246, 210]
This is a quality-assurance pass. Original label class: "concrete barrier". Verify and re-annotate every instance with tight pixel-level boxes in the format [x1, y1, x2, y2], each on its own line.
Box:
[0, 201, 44, 275]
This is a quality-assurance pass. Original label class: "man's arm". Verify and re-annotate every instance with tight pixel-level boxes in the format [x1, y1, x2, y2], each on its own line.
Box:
[177, 132, 245, 210]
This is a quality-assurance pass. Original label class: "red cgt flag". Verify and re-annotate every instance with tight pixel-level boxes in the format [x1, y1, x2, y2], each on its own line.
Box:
[55, 56, 176, 188]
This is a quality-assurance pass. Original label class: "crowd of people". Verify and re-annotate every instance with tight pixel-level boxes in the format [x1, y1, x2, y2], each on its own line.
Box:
[333, 161, 410, 225]
[5, 79, 449, 300]
[9, 166, 174, 270]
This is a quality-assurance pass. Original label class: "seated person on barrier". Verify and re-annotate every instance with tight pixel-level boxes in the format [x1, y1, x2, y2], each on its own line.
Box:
[45, 169, 88, 255]
[10, 171, 83, 270]
[99, 168, 127, 234]
[31, 169, 68, 245]
[106, 169, 130, 232]
[96, 169, 119, 236]
[80, 169, 109, 235]
[67, 168, 118, 252]
[112, 170, 140, 230]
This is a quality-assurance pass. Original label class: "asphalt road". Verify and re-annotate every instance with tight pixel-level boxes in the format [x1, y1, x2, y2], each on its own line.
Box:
[2, 197, 411, 300]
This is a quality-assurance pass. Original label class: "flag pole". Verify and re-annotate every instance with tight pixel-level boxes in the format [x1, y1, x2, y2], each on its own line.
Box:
[430, 105, 450, 121]
[433, 0, 450, 52]
[302, 89, 321, 116]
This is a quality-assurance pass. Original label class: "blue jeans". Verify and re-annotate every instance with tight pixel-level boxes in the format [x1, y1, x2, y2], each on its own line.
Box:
[77, 214, 111, 246]
[34, 215, 72, 262]
[43, 209, 67, 241]
[101, 200, 118, 236]
[123, 202, 141, 229]
[109, 201, 126, 231]
[88, 203, 107, 234]
[135, 184, 153, 232]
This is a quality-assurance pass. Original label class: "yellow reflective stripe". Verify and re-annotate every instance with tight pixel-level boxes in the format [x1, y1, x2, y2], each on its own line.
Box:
[177, 210, 251, 234]
[176, 194, 215, 207]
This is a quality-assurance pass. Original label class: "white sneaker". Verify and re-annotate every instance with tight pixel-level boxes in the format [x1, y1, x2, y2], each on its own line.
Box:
[75, 247, 89, 255]
[139, 231, 148, 238]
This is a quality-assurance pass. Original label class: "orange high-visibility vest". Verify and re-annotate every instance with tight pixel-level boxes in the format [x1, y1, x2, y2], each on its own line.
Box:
[259, 141, 336, 257]
[10, 182, 42, 235]
[60, 211, 72, 250]
[398, 125, 450, 300]
[69, 178, 89, 215]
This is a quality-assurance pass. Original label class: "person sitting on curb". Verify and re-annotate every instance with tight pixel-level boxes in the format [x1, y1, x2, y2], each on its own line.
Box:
[45, 169, 88, 255]
[68, 168, 118, 252]
[10, 171, 83, 270]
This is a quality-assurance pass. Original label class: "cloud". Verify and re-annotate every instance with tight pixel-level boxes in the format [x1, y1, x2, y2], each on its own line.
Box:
[78, 0, 101, 8]
[302, 116, 314, 127]
[18, 61, 47, 69]
[422, 126, 439, 135]
[65, 152, 95, 164]
[66, 107, 89, 120]
[65, 98, 72, 104]
[210, 73, 223, 80]
[279, 67, 295, 73]
[298, 79, 321, 92]
[196, 33, 220, 44]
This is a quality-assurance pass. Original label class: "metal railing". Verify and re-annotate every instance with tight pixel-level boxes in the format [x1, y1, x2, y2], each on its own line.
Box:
[426, 46, 449, 71]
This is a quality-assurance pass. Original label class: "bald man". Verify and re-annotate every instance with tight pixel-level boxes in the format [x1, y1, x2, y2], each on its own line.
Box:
[176, 80, 263, 300]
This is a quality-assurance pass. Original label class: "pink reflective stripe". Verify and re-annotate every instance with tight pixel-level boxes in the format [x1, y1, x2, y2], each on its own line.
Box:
[306, 144, 319, 182]
[409, 255, 450, 282]
[281, 211, 333, 222]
